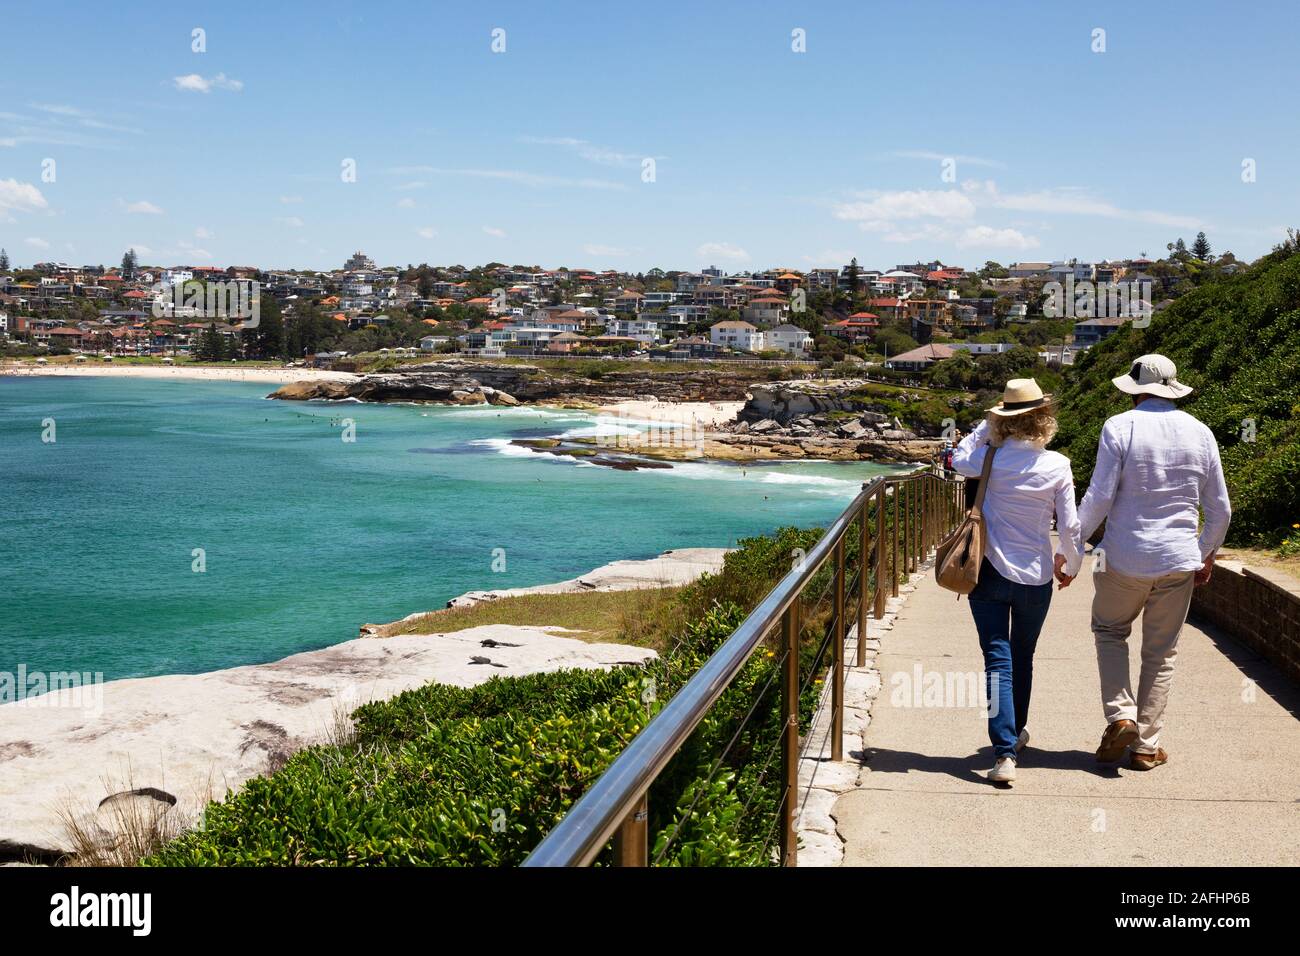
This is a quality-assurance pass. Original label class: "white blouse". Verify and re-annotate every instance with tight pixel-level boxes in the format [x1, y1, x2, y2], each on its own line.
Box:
[953, 419, 1083, 586]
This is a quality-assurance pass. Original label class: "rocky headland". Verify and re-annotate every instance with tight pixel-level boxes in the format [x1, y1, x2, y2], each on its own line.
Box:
[271, 361, 950, 465]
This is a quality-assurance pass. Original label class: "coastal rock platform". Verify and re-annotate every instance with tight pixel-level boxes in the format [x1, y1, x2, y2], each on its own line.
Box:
[0, 552, 731, 860]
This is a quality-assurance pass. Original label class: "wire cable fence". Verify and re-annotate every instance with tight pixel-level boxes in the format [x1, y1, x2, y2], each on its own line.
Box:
[524, 470, 965, 867]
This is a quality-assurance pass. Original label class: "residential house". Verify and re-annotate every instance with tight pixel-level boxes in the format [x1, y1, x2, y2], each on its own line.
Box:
[709, 320, 765, 353]
[742, 292, 790, 327]
[884, 342, 956, 371]
[767, 323, 813, 355]
[827, 313, 879, 344]
[1008, 261, 1051, 279]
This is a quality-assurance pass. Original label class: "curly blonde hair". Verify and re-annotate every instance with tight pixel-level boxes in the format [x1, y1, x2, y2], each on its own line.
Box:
[987, 405, 1058, 446]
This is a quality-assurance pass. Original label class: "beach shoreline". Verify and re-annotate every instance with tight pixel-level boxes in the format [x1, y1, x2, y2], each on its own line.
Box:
[0, 362, 360, 385]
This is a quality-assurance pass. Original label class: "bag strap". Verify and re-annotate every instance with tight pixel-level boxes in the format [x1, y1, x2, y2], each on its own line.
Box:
[970, 443, 998, 518]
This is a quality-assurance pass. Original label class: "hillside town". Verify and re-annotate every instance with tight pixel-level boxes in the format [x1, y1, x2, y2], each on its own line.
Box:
[0, 237, 1240, 372]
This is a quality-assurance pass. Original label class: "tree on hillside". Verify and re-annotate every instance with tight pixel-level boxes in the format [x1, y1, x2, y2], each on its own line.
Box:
[192, 323, 228, 362]
[0, 248, 9, 271]
[249, 293, 285, 360]
[847, 257, 861, 295]
[979, 260, 1008, 279]
[121, 248, 138, 280]
[874, 321, 917, 358]
[1192, 231, 1212, 261]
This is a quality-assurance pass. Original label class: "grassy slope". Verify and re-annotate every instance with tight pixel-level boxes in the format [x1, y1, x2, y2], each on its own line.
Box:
[383, 587, 686, 648]
[1054, 249, 1300, 545]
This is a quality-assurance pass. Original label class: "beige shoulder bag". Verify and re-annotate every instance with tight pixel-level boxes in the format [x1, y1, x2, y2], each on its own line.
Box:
[934, 443, 997, 595]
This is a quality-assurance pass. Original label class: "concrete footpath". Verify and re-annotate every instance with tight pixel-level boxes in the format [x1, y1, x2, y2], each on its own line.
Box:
[832, 558, 1300, 866]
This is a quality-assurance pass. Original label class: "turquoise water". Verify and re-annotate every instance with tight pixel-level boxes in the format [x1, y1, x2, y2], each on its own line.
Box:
[0, 376, 903, 682]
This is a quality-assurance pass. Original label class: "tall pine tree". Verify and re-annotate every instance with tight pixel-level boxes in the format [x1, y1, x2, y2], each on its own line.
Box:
[0, 248, 9, 271]
[1192, 231, 1212, 261]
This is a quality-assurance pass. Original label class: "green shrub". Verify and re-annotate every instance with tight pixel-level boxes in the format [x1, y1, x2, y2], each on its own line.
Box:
[1054, 248, 1300, 545]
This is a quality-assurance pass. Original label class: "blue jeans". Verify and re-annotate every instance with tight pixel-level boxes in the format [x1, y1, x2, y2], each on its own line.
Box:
[968, 559, 1053, 758]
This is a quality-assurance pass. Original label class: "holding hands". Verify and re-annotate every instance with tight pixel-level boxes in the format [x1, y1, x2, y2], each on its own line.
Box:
[1053, 553, 1076, 590]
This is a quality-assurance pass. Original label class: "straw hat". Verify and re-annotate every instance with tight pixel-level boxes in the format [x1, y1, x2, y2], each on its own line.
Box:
[1111, 353, 1193, 399]
[989, 378, 1053, 417]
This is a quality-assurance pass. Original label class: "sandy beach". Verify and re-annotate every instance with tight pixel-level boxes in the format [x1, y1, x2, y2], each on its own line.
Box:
[596, 398, 744, 429]
[0, 363, 359, 386]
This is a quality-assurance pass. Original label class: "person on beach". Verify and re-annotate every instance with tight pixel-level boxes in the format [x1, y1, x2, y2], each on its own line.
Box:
[953, 379, 1083, 784]
[1055, 354, 1231, 771]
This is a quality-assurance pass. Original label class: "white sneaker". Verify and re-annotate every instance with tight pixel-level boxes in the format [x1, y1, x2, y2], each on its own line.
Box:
[1015, 728, 1030, 754]
[988, 756, 1017, 783]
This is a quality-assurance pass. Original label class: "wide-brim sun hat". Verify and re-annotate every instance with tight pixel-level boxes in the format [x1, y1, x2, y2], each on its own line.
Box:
[1111, 353, 1193, 399]
[989, 377, 1054, 417]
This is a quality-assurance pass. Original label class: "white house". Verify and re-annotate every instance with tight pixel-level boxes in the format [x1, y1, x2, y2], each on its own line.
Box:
[710, 320, 765, 353]
[605, 317, 661, 344]
[766, 323, 812, 355]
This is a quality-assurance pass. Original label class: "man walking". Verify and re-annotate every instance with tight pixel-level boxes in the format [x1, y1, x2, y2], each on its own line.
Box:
[1056, 354, 1231, 770]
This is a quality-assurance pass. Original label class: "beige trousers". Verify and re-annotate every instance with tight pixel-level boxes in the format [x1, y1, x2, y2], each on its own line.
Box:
[1090, 567, 1196, 754]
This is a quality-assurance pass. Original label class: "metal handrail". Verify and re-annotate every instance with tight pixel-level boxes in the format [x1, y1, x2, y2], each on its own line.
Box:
[524, 469, 964, 867]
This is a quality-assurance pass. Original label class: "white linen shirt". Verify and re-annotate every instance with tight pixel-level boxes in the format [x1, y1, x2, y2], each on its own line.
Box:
[953, 419, 1083, 586]
[1066, 398, 1231, 578]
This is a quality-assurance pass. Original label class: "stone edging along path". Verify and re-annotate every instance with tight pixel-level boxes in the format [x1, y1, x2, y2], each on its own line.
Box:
[795, 563, 934, 866]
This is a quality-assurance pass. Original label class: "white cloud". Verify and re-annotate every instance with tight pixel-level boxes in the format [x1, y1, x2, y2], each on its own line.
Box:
[963, 180, 1203, 230]
[829, 179, 1192, 249]
[277, 216, 304, 228]
[583, 243, 629, 256]
[195, 226, 213, 239]
[955, 225, 1040, 250]
[482, 226, 507, 238]
[834, 189, 977, 229]
[173, 73, 244, 94]
[416, 226, 437, 239]
[121, 199, 164, 215]
[396, 197, 416, 209]
[0, 178, 48, 215]
[279, 195, 303, 204]
[24, 237, 50, 249]
[390, 166, 627, 192]
[696, 241, 749, 263]
[519, 135, 653, 168]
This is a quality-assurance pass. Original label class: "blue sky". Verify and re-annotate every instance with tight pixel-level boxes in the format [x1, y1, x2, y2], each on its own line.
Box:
[2, 0, 1297, 273]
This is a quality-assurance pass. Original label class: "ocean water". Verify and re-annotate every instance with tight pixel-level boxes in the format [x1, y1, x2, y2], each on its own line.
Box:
[0, 376, 904, 682]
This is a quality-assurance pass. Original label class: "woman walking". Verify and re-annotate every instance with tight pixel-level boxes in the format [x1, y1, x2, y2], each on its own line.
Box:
[953, 379, 1082, 783]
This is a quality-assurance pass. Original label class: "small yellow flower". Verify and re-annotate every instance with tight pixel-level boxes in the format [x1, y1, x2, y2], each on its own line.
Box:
[1293, 523, 1299, 529]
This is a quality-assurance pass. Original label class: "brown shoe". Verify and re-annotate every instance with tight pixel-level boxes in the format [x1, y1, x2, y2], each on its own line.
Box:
[1130, 748, 1168, 771]
[1096, 719, 1139, 762]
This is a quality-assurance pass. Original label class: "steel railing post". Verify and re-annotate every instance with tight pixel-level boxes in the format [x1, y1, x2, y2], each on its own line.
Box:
[611, 795, 648, 866]
[832, 539, 845, 762]
[779, 601, 800, 866]
[873, 484, 886, 619]
[891, 481, 899, 597]
[857, 496, 869, 667]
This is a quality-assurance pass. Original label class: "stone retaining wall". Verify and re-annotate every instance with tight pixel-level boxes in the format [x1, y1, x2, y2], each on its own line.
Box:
[1190, 561, 1300, 685]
